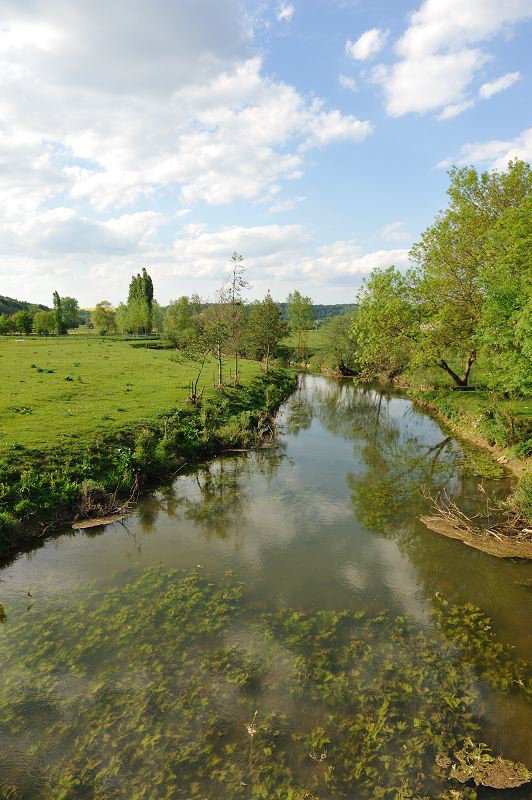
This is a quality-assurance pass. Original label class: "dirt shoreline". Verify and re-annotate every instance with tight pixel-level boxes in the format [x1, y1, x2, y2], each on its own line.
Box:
[412, 397, 527, 480]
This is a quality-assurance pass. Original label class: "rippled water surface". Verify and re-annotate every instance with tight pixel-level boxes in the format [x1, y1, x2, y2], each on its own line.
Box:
[1, 375, 530, 799]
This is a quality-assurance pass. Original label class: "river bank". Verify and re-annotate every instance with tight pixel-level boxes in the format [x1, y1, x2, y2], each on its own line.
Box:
[0, 369, 297, 561]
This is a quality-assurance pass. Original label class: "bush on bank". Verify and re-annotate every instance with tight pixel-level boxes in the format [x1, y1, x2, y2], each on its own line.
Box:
[0, 370, 297, 553]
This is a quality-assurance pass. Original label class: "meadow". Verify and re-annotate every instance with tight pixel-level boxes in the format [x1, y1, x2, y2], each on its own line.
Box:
[0, 335, 260, 453]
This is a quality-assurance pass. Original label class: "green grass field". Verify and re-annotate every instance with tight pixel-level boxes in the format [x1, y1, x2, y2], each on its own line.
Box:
[0, 336, 260, 452]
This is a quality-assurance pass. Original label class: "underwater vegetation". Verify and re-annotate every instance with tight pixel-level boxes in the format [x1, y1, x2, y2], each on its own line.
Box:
[0, 568, 529, 799]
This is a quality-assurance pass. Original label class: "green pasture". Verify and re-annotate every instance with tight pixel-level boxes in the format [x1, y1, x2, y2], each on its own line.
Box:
[0, 336, 260, 452]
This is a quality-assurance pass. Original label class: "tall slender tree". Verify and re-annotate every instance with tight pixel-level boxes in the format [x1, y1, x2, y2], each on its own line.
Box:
[225, 252, 248, 384]
[52, 291, 66, 335]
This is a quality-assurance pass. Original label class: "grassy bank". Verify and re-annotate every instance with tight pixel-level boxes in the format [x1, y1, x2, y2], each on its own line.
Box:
[0, 336, 297, 556]
[412, 388, 532, 520]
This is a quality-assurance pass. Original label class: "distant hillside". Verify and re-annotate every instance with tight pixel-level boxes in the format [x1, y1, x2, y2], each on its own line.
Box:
[277, 303, 357, 322]
[0, 295, 50, 315]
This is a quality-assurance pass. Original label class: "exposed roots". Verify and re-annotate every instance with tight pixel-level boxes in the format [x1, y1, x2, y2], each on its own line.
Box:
[421, 490, 532, 559]
[71, 475, 140, 529]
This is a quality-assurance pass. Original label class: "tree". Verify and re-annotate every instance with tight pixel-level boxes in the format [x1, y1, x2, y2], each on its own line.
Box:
[0, 314, 15, 335]
[91, 301, 117, 334]
[164, 296, 197, 348]
[225, 252, 248, 384]
[478, 196, 532, 394]
[115, 303, 130, 334]
[33, 310, 56, 335]
[151, 300, 165, 334]
[12, 310, 33, 334]
[353, 160, 532, 387]
[409, 159, 531, 386]
[320, 310, 358, 375]
[53, 291, 66, 335]
[126, 268, 154, 335]
[352, 267, 418, 381]
[201, 296, 230, 387]
[248, 292, 288, 373]
[60, 297, 80, 329]
[286, 290, 315, 360]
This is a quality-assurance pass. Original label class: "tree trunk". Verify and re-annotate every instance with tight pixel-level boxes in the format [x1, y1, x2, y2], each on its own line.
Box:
[438, 350, 476, 387]
[217, 342, 223, 386]
[265, 344, 270, 374]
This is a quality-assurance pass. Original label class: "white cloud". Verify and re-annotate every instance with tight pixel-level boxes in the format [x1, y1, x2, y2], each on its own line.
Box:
[436, 126, 532, 169]
[277, 2, 295, 22]
[374, 0, 532, 117]
[339, 74, 358, 91]
[0, 7, 370, 213]
[0, 0, 373, 299]
[479, 70, 520, 98]
[380, 221, 412, 243]
[437, 99, 475, 120]
[269, 196, 306, 213]
[346, 28, 388, 60]
[0, 218, 410, 306]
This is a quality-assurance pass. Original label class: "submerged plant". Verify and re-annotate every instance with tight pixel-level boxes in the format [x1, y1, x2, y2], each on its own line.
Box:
[0, 568, 529, 799]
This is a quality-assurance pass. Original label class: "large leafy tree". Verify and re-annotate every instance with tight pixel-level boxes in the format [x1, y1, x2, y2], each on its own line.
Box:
[12, 310, 33, 334]
[248, 291, 288, 373]
[353, 160, 531, 387]
[352, 267, 419, 381]
[91, 301, 117, 334]
[33, 310, 56, 335]
[60, 297, 80, 329]
[410, 159, 531, 385]
[164, 296, 197, 348]
[478, 196, 532, 394]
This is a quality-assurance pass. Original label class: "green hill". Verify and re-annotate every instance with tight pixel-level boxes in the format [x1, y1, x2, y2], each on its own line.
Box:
[276, 302, 357, 322]
[0, 295, 50, 315]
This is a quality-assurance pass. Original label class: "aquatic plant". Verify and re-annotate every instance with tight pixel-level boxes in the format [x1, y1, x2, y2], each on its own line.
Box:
[0, 568, 529, 799]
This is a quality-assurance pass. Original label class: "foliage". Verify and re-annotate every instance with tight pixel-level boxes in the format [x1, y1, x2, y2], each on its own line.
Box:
[477, 196, 532, 394]
[248, 291, 288, 372]
[52, 291, 66, 335]
[11, 310, 33, 334]
[352, 267, 418, 380]
[91, 301, 117, 334]
[353, 160, 531, 389]
[32, 310, 56, 335]
[125, 268, 154, 334]
[164, 296, 198, 347]
[60, 296, 80, 329]
[286, 290, 314, 360]
[316, 310, 359, 374]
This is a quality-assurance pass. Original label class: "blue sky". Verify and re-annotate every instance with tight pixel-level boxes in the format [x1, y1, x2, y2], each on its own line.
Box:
[0, 0, 530, 306]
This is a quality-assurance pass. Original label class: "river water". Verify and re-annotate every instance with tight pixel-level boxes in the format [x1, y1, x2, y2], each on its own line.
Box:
[0, 374, 530, 799]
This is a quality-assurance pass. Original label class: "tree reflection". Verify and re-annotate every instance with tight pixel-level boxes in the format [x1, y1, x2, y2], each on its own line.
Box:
[284, 393, 314, 436]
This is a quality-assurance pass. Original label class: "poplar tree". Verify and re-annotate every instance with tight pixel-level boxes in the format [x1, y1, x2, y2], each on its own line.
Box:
[52, 291, 66, 335]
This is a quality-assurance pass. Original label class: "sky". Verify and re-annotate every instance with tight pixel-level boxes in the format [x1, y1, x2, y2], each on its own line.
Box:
[0, 0, 531, 307]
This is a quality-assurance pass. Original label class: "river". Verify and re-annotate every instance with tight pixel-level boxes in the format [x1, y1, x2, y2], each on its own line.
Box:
[0, 374, 530, 799]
